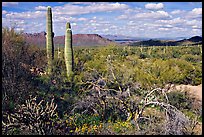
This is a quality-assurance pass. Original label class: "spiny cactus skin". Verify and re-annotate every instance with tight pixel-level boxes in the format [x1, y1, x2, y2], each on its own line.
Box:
[64, 22, 74, 78]
[46, 6, 54, 74]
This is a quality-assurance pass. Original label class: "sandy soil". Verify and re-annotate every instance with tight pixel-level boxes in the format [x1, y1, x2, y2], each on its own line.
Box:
[174, 84, 202, 101]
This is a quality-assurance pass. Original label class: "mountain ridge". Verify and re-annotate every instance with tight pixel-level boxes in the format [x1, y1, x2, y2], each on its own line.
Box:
[23, 32, 202, 47]
[129, 36, 202, 46]
[23, 32, 116, 47]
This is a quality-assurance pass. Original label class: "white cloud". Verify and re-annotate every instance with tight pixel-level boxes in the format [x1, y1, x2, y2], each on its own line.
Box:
[171, 10, 185, 15]
[158, 28, 169, 31]
[70, 2, 93, 5]
[72, 22, 77, 26]
[2, 18, 9, 26]
[191, 8, 202, 15]
[99, 21, 110, 24]
[117, 14, 128, 20]
[117, 9, 171, 21]
[170, 8, 202, 20]
[3, 10, 46, 34]
[186, 19, 202, 28]
[2, 17, 26, 32]
[53, 16, 71, 23]
[78, 17, 87, 21]
[2, 2, 202, 38]
[2, 10, 7, 14]
[186, 8, 202, 19]
[53, 2, 128, 16]
[192, 25, 201, 29]
[3, 2, 129, 36]
[89, 19, 97, 23]
[5, 11, 45, 19]
[2, 2, 18, 7]
[127, 21, 135, 26]
[157, 17, 185, 25]
[35, 6, 47, 10]
[110, 25, 117, 29]
[163, 24, 174, 28]
[124, 9, 135, 14]
[53, 16, 88, 26]
[32, 2, 128, 16]
[145, 3, 164, 10]
[15, 27, 24, 32]
[103, 28, 109, 32]
[134, 10, 170, 19]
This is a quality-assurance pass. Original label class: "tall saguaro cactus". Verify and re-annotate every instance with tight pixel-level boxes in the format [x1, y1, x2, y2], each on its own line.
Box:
[64, 22, 74, 78]
[46, 6, 54, 74]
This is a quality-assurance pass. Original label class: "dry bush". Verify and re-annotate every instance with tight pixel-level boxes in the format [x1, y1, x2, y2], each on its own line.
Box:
[2, 27, 38, 112]
[72, 75, 198, 135]
[2, 96, 58, 135]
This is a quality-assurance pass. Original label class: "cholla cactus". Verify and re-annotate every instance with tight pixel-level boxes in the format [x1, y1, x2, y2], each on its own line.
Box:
[2, 96, 58, 135]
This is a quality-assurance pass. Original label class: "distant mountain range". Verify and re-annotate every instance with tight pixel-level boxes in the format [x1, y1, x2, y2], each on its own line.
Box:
[23, 32, 202, 47]
[54, 34, 115, 46]
[129, 36, 202, 46]
[101, 34, 149, 42]
[23, 32, 115, 47]
[101, 35, 191, 42]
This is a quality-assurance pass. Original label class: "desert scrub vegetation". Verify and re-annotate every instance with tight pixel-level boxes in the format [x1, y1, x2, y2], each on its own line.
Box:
[74, 45, 202, 88]
[2, 27, 45, 113]
[2, 27, 202, 135]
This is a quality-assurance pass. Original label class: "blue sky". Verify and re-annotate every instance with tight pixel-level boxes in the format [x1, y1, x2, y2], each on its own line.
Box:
[2, 2, 202, 38]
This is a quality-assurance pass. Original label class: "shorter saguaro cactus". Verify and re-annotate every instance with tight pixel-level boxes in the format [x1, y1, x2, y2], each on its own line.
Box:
[64, 22, 74, 78]
[199, 45, 202, 54]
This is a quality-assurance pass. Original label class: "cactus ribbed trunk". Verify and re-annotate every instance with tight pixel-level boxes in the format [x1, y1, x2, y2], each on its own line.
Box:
[46, 6, 54, 74]
[148, 48, 151, 55]
[199, 45, 202, 54]
[64, 22, 74, 78]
